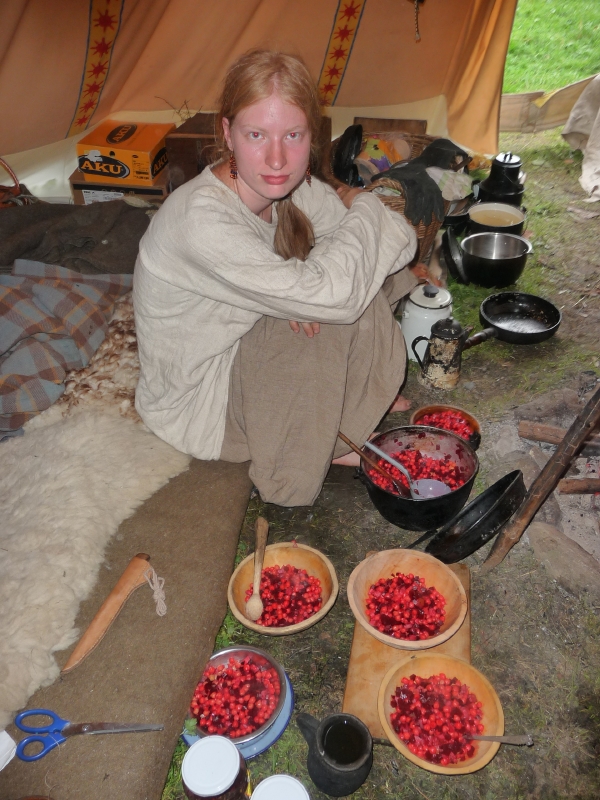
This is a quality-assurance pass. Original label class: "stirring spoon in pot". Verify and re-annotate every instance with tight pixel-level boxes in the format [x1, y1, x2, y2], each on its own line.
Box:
[245, 517, 269, 621]
[338, 432, 408, 498]
[363, 440, 451, 499]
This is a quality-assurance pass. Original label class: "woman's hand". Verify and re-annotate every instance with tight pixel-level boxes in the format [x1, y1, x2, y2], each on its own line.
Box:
[289, 321, 321, 337]
[410, 262, 443, 287]
[336, 185, 363, 209]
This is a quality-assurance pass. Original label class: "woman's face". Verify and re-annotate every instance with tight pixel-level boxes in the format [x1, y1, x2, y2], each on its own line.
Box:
[223, 91, 311, 214]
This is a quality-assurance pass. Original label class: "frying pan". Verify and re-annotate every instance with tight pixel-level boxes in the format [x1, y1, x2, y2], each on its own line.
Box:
[406, 470, 526, 563]
[464, 291, 562, 349]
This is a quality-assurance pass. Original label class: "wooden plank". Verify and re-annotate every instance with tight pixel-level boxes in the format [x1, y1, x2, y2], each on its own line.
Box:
[557, 478, 600, 495]
[342, 564, 470, 739]
[517, 419, 600, 455]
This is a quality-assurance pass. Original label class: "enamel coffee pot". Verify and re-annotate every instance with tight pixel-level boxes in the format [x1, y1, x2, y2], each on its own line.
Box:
[401, 283, 453, 362]
[411, 317, 471, 390]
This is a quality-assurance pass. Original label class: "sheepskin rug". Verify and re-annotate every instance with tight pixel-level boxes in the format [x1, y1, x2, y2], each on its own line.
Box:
[0, 295, 191, 729]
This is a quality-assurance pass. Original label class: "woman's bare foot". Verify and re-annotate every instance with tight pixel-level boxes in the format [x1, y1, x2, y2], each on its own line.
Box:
[332, 451, 362, 467]
[332, 432, 381, 467]
[388, 394, 411, 413]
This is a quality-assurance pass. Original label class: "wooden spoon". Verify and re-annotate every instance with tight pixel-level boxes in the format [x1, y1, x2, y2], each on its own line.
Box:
[245, 517, 269, 621]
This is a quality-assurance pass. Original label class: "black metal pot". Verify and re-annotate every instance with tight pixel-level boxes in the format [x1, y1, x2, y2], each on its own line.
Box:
[460, 231, 532, 288]
[357, 427, 479, 532]
[467, 202, 526, 236]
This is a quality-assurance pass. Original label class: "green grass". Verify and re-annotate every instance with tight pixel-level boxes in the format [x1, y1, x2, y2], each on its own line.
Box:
[503, 0, 600, 93]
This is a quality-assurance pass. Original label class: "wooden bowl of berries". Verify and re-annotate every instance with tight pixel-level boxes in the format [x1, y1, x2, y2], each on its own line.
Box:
[189, 645, 288, 744]
[409, 405, 481, 450]
[227, 542, 339, 635]
[347, 549, 467, 650]
[378, 652, 504, 774]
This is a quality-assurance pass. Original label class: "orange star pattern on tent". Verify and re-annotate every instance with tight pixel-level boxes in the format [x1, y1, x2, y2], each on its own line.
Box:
[67, 0, 124, 137]
[317, 0, 367, 106]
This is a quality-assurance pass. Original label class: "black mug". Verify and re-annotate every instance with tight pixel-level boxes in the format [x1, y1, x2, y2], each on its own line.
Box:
[297, 712, 373, 797]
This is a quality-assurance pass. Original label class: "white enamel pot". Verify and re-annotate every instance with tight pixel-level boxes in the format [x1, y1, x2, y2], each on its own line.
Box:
[401, 284, 453, 362]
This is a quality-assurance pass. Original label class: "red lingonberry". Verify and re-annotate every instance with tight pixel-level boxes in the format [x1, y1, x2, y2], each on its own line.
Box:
[191, 655, 281, 738]
[390, 672, 483, 764]
[366, 572, 446, 640]
[244, 564, 323, 627]
[415, 411, 475, 442]
[366, 448, 465, 496]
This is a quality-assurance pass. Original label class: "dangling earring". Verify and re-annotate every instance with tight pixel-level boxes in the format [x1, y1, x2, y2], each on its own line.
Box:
[305, 165, 311, 187]
[229, 153, 238, 180]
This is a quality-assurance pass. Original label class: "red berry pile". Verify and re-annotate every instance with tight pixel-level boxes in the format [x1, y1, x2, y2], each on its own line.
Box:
[390, 673, 484, 765]
[366, 572, 446, 639]
[244, 564, 323, 627]
[366, 449, 464, 496]
[416, 410, 475, 442]
[190, 655, 281, 738]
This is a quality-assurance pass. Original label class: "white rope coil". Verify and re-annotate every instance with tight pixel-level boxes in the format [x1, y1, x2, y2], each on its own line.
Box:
[144, 566, 167, 616]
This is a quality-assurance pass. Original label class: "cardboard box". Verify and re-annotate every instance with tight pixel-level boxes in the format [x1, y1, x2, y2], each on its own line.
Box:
[76, 120, 175, 185]
[69, 167, 170, 205]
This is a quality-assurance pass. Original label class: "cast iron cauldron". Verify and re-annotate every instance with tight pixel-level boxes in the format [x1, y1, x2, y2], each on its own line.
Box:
[357, 427, 479, 532]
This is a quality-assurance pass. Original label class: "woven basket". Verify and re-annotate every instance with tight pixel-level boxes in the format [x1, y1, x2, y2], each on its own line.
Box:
[329, 132, 448, 264]
[0, 156, 39, 207]
[366, 176, 449, 264]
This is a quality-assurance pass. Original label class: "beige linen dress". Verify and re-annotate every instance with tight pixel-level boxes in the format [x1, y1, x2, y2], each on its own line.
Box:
[133, 168, 417, 505]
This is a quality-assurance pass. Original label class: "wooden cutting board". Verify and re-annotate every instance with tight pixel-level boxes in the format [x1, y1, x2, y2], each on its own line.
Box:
[342, 563, 470, 738]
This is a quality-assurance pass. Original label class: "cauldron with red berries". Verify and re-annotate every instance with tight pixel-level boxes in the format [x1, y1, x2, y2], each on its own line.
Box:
[357, 426, 479, 531]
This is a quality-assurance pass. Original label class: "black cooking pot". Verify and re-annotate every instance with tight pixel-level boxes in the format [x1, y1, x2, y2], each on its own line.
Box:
[421, 470, 526, 563]
[357, 426, 479, 532]
[467, 202, 526, 236]
[455, 230, 532, 288]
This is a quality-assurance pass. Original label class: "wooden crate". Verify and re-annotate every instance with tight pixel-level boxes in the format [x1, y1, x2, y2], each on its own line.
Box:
[165, 113, 219, 190]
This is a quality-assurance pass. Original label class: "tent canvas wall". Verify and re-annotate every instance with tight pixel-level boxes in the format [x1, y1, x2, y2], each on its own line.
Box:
[1, 0, 518, 198]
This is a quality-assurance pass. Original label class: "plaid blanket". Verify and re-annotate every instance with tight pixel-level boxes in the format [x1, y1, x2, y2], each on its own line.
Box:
[0, 260, 132, 431]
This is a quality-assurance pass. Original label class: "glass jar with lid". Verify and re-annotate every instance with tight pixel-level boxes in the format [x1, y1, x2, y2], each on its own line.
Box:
[182, 736, 248, 800]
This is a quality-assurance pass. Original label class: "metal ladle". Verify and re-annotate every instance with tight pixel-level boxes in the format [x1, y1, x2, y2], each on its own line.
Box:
[363, 440, 451, 500]
[338, 432, 407, 497]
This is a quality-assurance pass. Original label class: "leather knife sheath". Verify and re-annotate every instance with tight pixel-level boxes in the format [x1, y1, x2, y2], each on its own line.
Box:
[61, 553, 151, 674]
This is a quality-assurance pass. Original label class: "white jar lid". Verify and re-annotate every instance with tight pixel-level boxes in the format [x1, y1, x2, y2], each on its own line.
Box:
[251, 774, 310, 800]
[182, 736, 241, 797]
[408, 283, 452, 310]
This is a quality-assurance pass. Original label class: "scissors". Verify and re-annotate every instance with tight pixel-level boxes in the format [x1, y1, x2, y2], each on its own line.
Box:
[15, 708, 164, 761]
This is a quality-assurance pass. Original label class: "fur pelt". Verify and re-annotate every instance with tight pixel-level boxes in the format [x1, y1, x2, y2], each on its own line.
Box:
[0, 299, 191, 727]
[57, 291, 140, 420]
